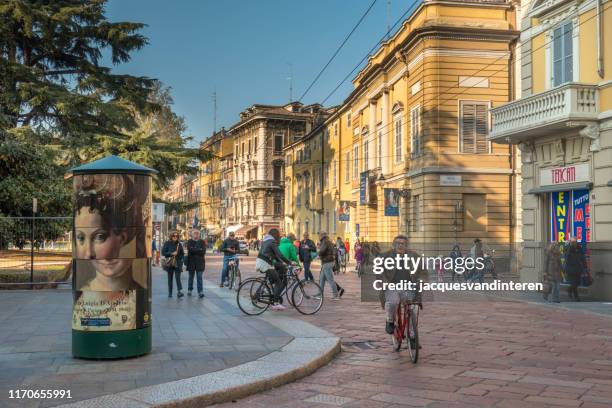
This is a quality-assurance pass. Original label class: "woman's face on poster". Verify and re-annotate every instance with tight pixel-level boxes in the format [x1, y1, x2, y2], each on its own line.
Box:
[75, 208, 131, 278]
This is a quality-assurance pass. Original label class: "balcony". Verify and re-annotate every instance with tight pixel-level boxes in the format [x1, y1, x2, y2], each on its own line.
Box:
[246, 180, 284, 190]
[490, 83, 599, 142]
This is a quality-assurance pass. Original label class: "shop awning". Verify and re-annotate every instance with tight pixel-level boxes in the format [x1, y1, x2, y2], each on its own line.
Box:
[226, 224, 243, 235]
[528, 182, 592, 194]
[235, 225, 257, 236]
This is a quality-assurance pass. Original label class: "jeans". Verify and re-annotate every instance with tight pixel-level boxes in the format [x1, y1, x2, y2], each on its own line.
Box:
[319, 262, 338, 297]
[221, 255, 238, 284]
[548, 280, 560, 302]
[303, 260, 314, 281]
[167, 267, 182, 295]
[188, 270, 204, 294]
[384, 290, 417, 323]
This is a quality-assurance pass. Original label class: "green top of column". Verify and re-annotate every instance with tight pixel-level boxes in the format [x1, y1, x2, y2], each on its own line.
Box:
[69, 155, 158, 175]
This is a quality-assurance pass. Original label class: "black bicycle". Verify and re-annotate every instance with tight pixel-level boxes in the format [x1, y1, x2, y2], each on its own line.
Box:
[227, 258, 241, 290]
[237, 265, 324, 315]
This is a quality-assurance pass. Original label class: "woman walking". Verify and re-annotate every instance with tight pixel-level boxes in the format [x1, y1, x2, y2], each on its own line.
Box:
[354, 239, 363, 275]
[543, 242, 562, 303]
[565, 237, 586, 301]
[162, 232, 185, 298]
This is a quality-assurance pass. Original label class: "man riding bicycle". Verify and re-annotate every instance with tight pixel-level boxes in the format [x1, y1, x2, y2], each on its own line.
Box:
[256, 228, 293, 311]
[378, 235, 425, 335]
[220, 231, 240, 287]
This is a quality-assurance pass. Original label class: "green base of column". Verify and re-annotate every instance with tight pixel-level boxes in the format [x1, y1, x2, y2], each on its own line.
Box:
[72, 326, 151, 359]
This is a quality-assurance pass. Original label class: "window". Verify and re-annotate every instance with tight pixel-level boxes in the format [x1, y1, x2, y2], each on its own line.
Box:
[296, 177, 302, 208]
[463, 194, 487, 231]
[353, 145, 359, 179]
[254, 136, 258, 150]
[394, 116, 403, 163]
[553, 22, 573, 87]
[324, 162, 329, 189]
[241, 142, 245, 157]
[273, 164, 282, 182]
[347, 113, 351, 127]
[460, 101, 489, 154]
[326, 211, 330, 233]
[345, 152, 350, 183]
[333, 159, 337, 187]
[410, 106, 421, 157]
[333, 209, 337, 233]
[334, 123, 338, 137]
[286, 154, 292, 165]
[248, 139, 251, 155]
[274, 133, 283, 152]
[363, 140, 369, 171]
[274, 197, 282, 216]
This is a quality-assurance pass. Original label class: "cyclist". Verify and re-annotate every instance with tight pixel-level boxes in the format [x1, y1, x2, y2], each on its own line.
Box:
[379, 235, 425, 336]
[256, 228, 293, 311]
[220, 231, 240, 287]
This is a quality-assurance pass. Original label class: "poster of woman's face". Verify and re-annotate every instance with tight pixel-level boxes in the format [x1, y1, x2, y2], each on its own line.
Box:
[73, 174, 152, 291]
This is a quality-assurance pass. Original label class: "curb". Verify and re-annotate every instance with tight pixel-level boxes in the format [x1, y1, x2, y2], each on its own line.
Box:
[59, 281, 341, 408]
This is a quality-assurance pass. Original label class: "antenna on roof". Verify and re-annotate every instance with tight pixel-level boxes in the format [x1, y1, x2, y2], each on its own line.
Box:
[287, 63, 293, 102]
[212, 88, 217, 133]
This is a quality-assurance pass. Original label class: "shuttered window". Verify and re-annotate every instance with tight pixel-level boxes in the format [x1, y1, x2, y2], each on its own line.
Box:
[460, 101, 489, 154]
[410, 105, 421, 157]
[553, 22, 573, 87]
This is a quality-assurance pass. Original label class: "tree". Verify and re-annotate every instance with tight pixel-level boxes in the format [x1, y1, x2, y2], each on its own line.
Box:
[0, 0, 211, 217]
[0, 0, 156, 148]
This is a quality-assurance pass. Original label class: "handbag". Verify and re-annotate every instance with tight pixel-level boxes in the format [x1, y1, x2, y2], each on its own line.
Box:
[162, 256, 176, 269]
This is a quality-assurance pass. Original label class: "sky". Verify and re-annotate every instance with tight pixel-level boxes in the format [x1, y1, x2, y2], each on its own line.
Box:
[104, 0, 417, 145]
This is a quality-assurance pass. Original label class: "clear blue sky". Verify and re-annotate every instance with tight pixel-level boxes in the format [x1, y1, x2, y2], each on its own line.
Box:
[105, 0, 415, 144]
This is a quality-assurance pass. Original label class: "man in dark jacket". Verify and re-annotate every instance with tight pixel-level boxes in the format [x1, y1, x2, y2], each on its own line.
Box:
[379, 235, 425, 335]
[318, 232, 340, 300]
[186, 229, 206, 298]
[256, 228, 292, 310]
[220, 231, 240, 287]
[299, 232, 316, 281]
[565, 237, 586, 301]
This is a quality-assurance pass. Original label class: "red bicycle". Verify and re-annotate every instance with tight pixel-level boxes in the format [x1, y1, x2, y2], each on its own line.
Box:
[392, 300, 422, 363]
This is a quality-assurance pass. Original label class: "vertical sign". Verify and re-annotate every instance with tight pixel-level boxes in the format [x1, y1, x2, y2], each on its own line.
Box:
[550, 191, 571, 242]
[572, 189, 590, 243]
[359, 172, 368, 205]
[384, 188, 400, 216]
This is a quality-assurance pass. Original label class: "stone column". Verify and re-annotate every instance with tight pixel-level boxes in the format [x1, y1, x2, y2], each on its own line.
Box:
[381, 89, 390, 175]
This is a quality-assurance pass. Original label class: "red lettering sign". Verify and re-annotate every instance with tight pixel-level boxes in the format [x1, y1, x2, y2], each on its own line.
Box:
[551, 167, 576, 184]
[575, 209, 584, 222]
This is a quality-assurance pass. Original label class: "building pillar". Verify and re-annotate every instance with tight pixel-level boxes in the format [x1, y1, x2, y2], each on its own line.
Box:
[381, 89, 390, 175]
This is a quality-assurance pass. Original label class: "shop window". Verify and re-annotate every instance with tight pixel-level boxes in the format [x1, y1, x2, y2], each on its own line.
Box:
[463, 194, 487, 231]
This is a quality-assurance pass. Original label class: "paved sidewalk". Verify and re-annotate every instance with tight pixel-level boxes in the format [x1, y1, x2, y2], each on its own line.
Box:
[0, 259, 338, 408]
[209, 258, 612, 408]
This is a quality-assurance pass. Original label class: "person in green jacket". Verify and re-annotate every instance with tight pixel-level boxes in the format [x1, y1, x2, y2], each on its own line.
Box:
[279, 234, 300, 266]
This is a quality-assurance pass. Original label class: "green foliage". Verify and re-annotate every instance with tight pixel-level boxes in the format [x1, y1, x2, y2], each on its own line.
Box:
[0, 0, 211, 217]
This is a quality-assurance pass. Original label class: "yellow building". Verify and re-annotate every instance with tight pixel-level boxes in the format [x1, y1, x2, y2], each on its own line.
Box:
[199, 128, 233, 240]
[490, 0, 612, 297]
[334, 0, 521, 256]
[283, 108, 339, 238]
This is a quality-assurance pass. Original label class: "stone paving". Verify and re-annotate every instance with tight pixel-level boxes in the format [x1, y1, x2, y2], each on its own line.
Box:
[208, 256, 612, 408]
[0, 258, 293, 408]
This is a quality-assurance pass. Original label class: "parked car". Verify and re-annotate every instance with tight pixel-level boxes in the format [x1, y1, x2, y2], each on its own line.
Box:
[238, 240, 249, 255]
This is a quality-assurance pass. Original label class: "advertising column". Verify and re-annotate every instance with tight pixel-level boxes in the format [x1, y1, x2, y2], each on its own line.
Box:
[69, 155, 156, 359]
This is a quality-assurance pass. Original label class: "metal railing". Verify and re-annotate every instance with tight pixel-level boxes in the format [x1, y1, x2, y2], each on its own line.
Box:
[0, 216, 72, 288]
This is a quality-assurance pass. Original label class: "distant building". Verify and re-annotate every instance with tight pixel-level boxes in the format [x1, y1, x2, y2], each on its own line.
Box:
[227, 102, 323, 239]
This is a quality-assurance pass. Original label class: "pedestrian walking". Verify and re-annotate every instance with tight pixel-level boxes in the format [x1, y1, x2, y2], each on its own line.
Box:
[186, 229, 206, 298]
[299, 232, 317, 281]
[543, 242, 562, 303]
[152, 238, 158, 266]
[162, 231, 184, 298]
[318, 232, 343, 300]
[565, 237, 586, 301]
[354, 239, 363, 275]
[344, 238, 350, 264]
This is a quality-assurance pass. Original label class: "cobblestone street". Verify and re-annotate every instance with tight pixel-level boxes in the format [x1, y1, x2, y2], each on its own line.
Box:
[208, 255, 612, 408]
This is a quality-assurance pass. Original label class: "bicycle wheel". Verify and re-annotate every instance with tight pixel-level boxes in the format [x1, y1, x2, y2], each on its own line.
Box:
[291, 279, 324, 315]
[236, 278, 271, 316]
[392, 305, 403, 352]
[406, 305, 419, 363]
[284, 277, 297, 307]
